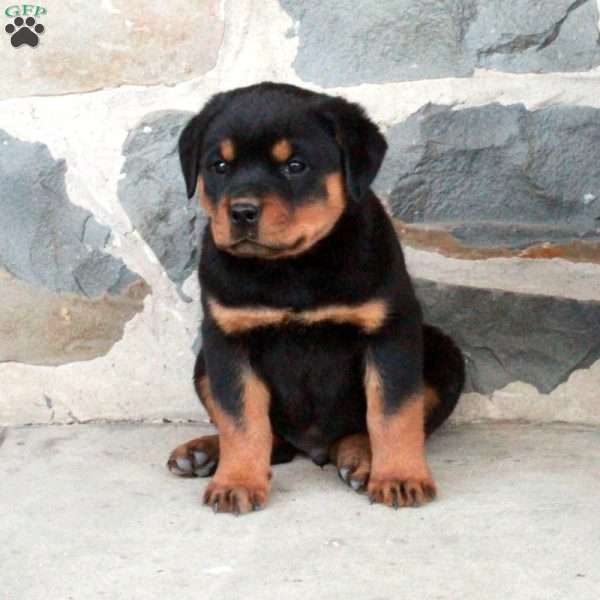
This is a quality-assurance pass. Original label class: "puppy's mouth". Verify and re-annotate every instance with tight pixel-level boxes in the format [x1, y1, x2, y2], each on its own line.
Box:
[223, 237, 305, 258]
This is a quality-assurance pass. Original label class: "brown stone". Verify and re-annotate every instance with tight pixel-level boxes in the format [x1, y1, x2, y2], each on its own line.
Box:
[0, 1, 224, 99]
[0, 269, 150, 366]
[395, 220, 600, 265]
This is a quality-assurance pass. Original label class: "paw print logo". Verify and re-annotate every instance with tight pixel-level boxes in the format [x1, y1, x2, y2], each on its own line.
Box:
[5, 16, 45, 48]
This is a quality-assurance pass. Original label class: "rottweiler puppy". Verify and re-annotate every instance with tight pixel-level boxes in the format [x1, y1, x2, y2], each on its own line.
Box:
[168, 82, 465, 514]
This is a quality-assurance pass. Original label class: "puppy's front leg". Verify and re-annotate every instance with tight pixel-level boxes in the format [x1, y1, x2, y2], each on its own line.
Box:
[201, 324, 273, 514]
[365, 323, 436, 508]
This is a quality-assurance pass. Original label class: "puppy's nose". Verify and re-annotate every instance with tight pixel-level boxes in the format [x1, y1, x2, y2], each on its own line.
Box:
[229, 203, 261, 226]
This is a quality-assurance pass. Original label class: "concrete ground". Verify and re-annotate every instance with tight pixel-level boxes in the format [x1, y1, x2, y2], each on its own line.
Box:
[1, 423, 599, 600]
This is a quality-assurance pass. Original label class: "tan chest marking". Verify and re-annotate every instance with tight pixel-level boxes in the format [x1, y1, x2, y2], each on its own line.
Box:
[208, 298, 388, 335]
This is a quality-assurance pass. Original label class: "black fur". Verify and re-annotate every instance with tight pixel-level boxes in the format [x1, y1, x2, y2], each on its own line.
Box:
[312, 97, 388, 202]
[423, 325, 466, 436]
[180, 82, 464, 462]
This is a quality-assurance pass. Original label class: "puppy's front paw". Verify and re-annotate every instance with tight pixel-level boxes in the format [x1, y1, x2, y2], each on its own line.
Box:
[367, 473, 436, 508]
[203, 478, 269, 515]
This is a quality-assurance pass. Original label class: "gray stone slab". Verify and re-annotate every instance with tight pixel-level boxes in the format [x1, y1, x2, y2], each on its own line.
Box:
[119, 111, 206, 298]
[1, 423, 599, 599]
[377, 103, 600, 249]
[415, 278, 600, 394]
[281, 0, 600, 85]
[282, 0, 477, 84]
[472, 0, 600, 74]
[0, 129, 143, 297]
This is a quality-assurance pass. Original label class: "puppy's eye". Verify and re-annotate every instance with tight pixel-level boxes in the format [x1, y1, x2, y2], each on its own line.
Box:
[285, 159, 307, 175]
[212, 160, 229, 174]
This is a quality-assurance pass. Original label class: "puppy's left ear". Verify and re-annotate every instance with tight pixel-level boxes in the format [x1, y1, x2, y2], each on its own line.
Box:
[315, 97, 387, 202]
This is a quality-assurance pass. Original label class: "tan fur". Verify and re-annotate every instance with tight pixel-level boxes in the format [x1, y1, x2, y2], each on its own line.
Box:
[300, 300, 387, 333]
[424, 385, 440, 416]
[198, 176, 233, 247]
[261, 172, 345, 258]
[203, 368, 273, 513]
[208, 297, 387, 335]
[364, 360, 436, 507]
[208, 300, 288, 334]
[219, 138, 236, 162]
[329, 433, 372, 488]
[206, 172, 347, 258]
[271, 139, 293, 162]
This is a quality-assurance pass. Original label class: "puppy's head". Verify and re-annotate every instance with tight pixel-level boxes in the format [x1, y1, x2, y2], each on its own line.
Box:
[179, 83, 387, 259]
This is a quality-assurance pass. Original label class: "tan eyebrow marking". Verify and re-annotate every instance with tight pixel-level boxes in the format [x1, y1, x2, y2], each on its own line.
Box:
[271, 139, 293, 162]
[208, 298, 387, 335]
[219, 138, 235, 162]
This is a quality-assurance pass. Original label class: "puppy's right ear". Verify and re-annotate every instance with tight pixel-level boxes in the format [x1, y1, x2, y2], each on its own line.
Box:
[312, 96, 387, 203]
[178, 93, 227, 198]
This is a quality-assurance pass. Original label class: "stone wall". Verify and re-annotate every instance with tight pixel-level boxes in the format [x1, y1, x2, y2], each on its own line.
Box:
[1, 0, 599, 425]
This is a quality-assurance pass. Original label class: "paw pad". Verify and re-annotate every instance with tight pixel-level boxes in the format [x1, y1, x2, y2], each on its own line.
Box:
[5, 16, 44, 48]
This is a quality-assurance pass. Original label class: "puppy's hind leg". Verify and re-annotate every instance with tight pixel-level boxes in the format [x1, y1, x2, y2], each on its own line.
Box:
[329, 433, 371, 492]
[422, 325, 465, 436]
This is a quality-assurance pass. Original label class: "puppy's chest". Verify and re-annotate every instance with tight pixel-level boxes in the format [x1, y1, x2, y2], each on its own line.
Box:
[207, 296, 387, 335]
[249, 324, 368, 463]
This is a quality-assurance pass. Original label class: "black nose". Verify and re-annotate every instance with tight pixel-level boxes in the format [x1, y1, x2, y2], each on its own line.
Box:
[229, 203, 261, 226]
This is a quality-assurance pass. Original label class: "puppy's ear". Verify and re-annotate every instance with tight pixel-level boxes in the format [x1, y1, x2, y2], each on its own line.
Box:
[315, 97, 387, 202]
[178, 93, 227, 198]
